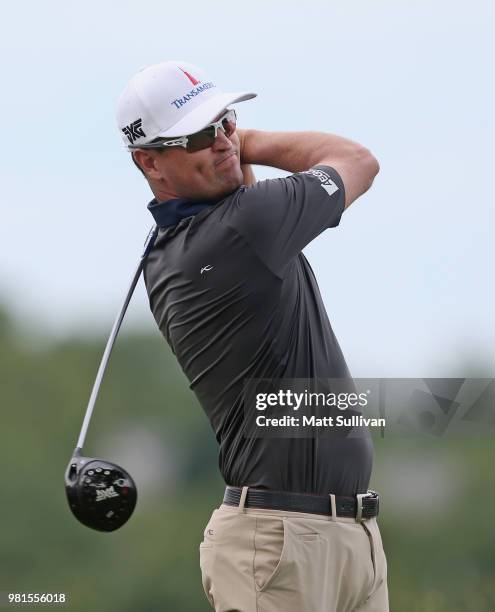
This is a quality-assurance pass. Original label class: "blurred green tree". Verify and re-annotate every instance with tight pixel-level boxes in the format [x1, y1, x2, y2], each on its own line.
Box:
[0, 305, 493, 611]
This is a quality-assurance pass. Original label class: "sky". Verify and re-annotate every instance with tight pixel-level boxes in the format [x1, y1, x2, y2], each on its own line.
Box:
[1, 0, 494, 377]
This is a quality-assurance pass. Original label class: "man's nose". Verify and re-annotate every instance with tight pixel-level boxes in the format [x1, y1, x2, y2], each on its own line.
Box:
[211, 128, 233, 151]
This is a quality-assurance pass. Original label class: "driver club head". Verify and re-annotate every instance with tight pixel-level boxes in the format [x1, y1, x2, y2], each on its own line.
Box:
[65, 448, 137, 532]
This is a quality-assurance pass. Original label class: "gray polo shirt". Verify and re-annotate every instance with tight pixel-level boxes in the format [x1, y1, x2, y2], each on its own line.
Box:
[143, 166, 373, 496]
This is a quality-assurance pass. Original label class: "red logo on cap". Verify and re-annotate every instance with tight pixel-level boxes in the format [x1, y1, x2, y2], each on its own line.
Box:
[179, 67, 201, 86]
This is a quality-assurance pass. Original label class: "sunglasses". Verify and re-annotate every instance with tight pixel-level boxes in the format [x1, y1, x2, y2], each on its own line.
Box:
[129, 109, 237, 153]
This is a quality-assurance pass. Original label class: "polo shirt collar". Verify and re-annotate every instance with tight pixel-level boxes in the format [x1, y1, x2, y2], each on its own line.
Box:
[147, 196, 220, 229]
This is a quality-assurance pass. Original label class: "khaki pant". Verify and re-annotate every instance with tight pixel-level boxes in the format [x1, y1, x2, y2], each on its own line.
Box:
[199, 488, 389, 612]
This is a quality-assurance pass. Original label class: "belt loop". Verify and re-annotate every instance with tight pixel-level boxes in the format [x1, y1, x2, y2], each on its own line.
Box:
[329, 493, 337, 522]
[238, 486, 249, 513]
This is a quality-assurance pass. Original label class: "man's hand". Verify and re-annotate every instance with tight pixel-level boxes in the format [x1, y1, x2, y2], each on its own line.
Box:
[237, 129, 256, 186]
[241, 163, 256, 187]
[237, 129, 249, 164]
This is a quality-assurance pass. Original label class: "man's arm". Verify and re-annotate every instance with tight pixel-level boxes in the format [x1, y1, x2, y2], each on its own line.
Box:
[237, 129, 379, 210]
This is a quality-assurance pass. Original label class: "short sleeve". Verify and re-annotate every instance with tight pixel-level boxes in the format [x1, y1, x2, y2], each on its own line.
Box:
[227, 165, 346, 277]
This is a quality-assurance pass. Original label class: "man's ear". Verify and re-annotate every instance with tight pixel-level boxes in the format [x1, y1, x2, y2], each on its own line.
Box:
[132, 149, 163, 181]
[131, 152, 146, 177]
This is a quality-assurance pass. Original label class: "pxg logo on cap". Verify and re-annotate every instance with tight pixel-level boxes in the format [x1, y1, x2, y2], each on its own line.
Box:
[116, 60, 257, 150]
[122, 119, 146, 145]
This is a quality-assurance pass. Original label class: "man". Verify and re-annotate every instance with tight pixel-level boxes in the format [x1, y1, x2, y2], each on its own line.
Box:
[117, 60, 388, 612]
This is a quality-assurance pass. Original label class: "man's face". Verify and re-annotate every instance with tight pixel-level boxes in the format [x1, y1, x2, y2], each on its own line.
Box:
[144, 111, 244, 201]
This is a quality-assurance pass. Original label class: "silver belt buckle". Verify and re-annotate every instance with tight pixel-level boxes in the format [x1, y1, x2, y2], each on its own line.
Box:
[355, 490, 376, 522]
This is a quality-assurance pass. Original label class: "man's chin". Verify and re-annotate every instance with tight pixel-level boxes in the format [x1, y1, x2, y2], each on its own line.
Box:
[215, 170, 244, 197]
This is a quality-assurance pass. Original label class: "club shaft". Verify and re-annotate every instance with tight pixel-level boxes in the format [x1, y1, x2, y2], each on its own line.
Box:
[76, 225, 158, 450]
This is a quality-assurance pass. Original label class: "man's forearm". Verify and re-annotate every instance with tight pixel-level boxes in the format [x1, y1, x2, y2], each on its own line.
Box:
[238, 129, 363, 174]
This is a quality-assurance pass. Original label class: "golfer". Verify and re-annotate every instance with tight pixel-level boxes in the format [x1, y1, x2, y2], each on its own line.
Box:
[117, 61, 388, 612]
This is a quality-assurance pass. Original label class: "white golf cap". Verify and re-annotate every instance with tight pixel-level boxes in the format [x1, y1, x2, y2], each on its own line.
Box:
[116, 60, 257, 150]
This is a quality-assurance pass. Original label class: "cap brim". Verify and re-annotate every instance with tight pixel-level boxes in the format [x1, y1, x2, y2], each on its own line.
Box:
[156, 91, 257, 138]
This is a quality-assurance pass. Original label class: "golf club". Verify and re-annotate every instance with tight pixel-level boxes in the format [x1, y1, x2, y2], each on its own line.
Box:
[64, 225, 158, 532]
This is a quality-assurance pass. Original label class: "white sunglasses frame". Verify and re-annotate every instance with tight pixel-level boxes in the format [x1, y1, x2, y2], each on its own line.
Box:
[129, 109, 237, 151]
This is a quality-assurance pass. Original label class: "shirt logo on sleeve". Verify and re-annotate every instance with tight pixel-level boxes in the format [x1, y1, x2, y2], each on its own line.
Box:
[302, 168, 339, 197]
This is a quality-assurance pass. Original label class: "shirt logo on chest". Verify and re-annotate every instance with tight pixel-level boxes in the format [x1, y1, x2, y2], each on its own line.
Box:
[201, 265, 214, 274]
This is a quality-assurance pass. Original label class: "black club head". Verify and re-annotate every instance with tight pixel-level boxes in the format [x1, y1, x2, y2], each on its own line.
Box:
[65, 448, 137, 532]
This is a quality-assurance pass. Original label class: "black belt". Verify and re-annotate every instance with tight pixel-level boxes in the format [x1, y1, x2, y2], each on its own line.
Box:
[223, 486, 379, 520]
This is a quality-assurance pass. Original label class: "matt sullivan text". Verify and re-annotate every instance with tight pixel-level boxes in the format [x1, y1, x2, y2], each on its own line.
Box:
[256, 415, 386, 427]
